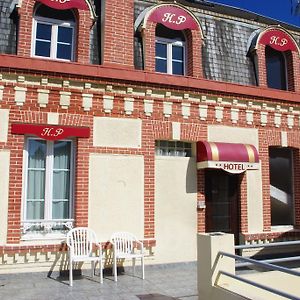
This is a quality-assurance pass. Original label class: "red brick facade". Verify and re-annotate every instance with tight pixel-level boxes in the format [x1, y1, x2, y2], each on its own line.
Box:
[0, 0, 300, 263]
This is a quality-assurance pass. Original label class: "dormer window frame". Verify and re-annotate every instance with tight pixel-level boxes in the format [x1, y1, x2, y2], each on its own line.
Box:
[32, 15, 76, 61]
[155, 36, 186, 76]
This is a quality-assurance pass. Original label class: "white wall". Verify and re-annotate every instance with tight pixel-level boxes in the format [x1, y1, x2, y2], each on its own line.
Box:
[93, 117, 142, 148]
[89, 154, 144, 241]
[0, 109, 9, 142]
[0, 151, 10, 244]
[154, 156, 197, 263]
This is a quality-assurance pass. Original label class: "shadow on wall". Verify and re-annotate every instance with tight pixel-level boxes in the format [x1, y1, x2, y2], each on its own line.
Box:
[186, 157, 197, 194]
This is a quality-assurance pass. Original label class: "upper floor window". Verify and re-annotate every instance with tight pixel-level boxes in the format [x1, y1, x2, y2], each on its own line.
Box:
[155, 24, 186, 75]
[265, 46, 287, 90]
[32, 4, 76, 61]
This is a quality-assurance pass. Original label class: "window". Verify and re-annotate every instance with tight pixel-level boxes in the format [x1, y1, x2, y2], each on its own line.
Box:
[155, 141, 192, 157]
[265, 46, 287, 90]
[155, 24, 185, 75]
[32, 4, 75, 61]
[269, 147, 294, 226]
[23, 138, 74, 235]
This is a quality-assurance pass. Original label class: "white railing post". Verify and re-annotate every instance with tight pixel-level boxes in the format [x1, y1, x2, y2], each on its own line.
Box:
[197, 232, 235, 300]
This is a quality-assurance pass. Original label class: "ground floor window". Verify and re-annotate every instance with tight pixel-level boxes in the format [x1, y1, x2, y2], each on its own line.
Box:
[155, 140, 192, 157]
[269, 147, 294, 226]
[22, 138, 74, 235]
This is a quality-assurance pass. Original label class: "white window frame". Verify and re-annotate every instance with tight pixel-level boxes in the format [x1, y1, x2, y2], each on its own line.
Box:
[22, 137, 75, 239]
[32, 16, 76, 61]
[155, 37, 186, 75]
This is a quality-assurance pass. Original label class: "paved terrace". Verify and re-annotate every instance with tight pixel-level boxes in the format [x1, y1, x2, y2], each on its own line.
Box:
[0, 262, 198, 300]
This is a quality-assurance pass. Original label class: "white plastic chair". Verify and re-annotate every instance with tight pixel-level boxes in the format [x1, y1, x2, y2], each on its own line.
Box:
[66, 227, 103, 286]
[110, 232, 145, 282]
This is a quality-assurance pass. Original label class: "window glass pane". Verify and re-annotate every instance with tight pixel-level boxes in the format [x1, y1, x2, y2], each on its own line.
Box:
[156, 58, 167, 73]
[36, 23, 51, 40]
[52, 141, 71, 219]
[156, 42, 167, 58]
[27, 201, 44, 220]
[53, 170, 70, 199]
[172, 61, 184, 75]
[53, 141, 71, 169]
[57, 44, 72, 60]
[27, 170, 45, 200]
[172, 46, 183, 61]
[26, 140, 46, 220]
[28, 140, 46, 168]
[35, 41, 51, 57]
[58, 26, 73, 44]
[155, 140, 192, 157]
[35, 23, 51, 57]
[52, 201, 69, 219]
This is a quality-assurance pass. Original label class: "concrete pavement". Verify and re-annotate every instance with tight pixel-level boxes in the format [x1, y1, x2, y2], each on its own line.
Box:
[0, 262, 198, 300]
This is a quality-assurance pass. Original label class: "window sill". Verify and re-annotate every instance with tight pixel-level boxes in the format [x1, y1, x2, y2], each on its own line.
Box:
[271, 225, 295, 232]
[20, 233, 67, 243]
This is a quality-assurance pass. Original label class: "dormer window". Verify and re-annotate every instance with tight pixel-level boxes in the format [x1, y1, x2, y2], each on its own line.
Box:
[155, 24, 186, 75]
[32, 4, 76, 61]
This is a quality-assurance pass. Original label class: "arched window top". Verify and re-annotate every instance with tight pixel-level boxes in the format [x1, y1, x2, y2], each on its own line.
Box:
[35, 4, 76, 21]
[247, 26, 299, 54]
[135, 3, 203, 37]
[156, 24, 185, 41]
[265, 45, 287, 90]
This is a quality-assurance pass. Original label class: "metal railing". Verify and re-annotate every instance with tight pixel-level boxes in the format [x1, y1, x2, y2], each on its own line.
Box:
[216, 249, 300, 300]
[235, 240, 300, 268]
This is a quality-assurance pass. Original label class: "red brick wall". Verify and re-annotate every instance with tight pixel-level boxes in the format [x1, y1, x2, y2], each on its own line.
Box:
[102, 0, 134, 67]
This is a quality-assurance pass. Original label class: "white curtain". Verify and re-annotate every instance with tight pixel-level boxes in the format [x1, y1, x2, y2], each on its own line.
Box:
[52, 141, 71, 219]
[26, 139, 46, 220]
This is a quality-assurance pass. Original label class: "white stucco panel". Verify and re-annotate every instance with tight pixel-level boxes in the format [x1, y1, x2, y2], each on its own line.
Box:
[208, 125, 258, 147]
[155, 157, 197, 264]
[89, 154, 144, 241]
[247, 167, 264, 233]
[93, 117, 142, 148]
[0, 151, 10, 244]
[0, 109, 9, 142]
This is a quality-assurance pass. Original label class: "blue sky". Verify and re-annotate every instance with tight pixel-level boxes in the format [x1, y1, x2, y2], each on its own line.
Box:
[206, 0, 300, 28]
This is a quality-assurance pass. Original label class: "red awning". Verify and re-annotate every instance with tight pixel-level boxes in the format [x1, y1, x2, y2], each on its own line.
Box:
[197, 141, 259, 173]
[258, 29, 298, 52]
[147, 5, 199, 31]
[11, 123, 90, 141]
[36, 0, 89, 11]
